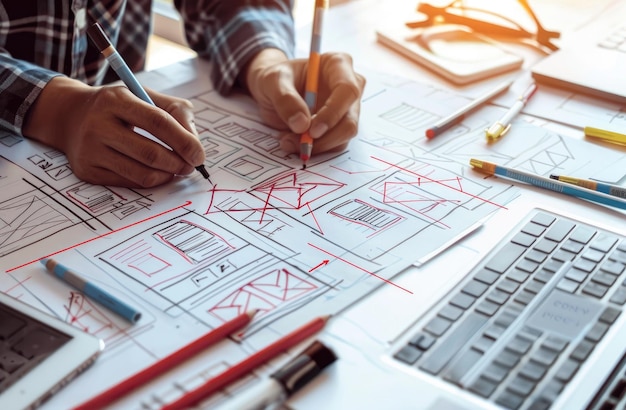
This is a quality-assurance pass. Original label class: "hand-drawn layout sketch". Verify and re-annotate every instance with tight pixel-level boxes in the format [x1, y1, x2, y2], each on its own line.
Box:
[1, 73, 621, 408]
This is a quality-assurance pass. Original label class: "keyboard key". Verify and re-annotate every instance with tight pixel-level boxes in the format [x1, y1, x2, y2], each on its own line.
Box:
[486, 289, 509, 305]
[602, 261, 625, 276]
[0, 351, 27, 373]
[525, 249, 547, 264]
[473, 336, 495, 353]
[438, 304, 464, 322]
[569, 226, 596, 244]
[495, 391, 525, 409]
[554, 358, 579, 382]
[521, 222, 546, 237]
[582, 249, 606, 263]
[531, 347, 559, 366]
[610, 249, 626, 264]
[475, 300, 499, 316]
[409, 332, 436, 350]
[462, 280, 488, 298]
[610, 286, 626, 305]
[556, 278, 579, 293]
[564, 268, 587, 283]
[0, 312, 25, 340]
[570, 339, 595, 362]
[516, 259, 539, 274]
[574, 258, 598, 273]
[494, 349, 521, 369]
[469, 376, 498, 398]
[506, 375, 536, 397]
[561, 240, 584, 254]
[474, 269, 500, 285]
[443, 348, 483, 384]
[582, 282, 609, 298]
[542, 336, 569, 353]
[585, 322, 610, 343]
[590, 234, 618, 253]
[591, 272, 617, 287]
[484, 242, 527, 274]
[424, 316, 452, 336]
[419, 313, 489, 374]
[531, 213, 555, 227]
[506, 335, 533, 355]
[599, 307, 621, 324]
[534, 239, 558, 254]
[511, 232, 536, 247]
[496, 278, 520, 294]
[544, 220, 575, 242]
[507, 269, 530, 283]
[450, 292, 475, 310]
[393, 344, 422, 364]
[482, 362, 509, 383]
[519, 360, 548, 381]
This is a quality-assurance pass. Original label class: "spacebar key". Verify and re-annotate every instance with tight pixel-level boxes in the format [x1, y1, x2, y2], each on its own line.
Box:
[419, 313, 489, 375]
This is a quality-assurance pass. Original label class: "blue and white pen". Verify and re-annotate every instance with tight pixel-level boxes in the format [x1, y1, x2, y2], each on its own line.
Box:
[40, 258, 141, 323]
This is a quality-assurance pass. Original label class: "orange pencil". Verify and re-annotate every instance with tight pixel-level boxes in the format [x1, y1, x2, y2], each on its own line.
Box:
[300, 0, 328, 169]
[161, 315, 330, 410]
[72, 310, 257, 410]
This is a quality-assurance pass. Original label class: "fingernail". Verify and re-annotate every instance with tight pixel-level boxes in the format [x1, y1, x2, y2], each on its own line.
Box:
[288, 112, 308, 133]
[310, 123, 328, 139]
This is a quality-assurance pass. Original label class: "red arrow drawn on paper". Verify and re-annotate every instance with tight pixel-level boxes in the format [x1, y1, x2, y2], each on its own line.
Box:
[308, 260, 329, 273]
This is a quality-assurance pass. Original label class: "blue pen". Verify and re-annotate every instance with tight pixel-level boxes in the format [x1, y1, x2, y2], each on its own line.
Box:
[40, 258, 141, 323]
[86, 23, 212, 183]
[470, 159, 626, 211]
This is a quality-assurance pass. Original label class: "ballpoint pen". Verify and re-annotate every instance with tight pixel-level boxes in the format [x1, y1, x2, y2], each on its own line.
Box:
[86, 23, 212, 183]
[300, 0, 328, 169]
[550, 174, 626, 199]
[425, 80, 513, 139]
[469, 158, 626, 210]
[40, 258, 141, 323]
[485, 83, 537, 141]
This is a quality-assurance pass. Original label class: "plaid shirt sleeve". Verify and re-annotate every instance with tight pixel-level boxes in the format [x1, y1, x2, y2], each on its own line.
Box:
[0, 53, 63, 135]
[174, 0, 295, 95]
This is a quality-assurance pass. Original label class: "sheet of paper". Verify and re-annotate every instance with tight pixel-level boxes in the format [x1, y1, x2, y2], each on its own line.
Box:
[0, 64, 623, 408]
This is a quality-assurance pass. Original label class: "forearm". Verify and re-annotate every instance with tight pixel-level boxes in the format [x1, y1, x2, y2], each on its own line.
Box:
[175, 0, 295, 94]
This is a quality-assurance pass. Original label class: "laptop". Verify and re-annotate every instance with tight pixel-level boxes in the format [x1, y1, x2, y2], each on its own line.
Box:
[0, 292, 104, 409]
[386, 207, 626, 410]
[531, 1, 626, 103]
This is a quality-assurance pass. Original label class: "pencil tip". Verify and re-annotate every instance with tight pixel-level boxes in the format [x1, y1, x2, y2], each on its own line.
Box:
[301, 163, 307, 170]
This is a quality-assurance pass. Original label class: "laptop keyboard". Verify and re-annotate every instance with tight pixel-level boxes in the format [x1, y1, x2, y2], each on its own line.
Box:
[0, 302, 71, 393]
[598, 25, 626, 53]
[393, 209, 626, 410]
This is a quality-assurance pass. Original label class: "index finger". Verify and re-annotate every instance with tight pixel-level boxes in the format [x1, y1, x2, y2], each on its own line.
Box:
[115, 89, 205, 167]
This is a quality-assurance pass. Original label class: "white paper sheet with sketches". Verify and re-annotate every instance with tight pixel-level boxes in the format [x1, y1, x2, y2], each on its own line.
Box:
[0, 70, 622, 408]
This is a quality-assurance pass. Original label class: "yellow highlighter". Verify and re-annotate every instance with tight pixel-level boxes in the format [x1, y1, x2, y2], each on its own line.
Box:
[584, 126, 626, 146]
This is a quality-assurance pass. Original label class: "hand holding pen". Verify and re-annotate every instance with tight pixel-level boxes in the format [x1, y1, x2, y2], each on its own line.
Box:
[485, 83, 537, 141]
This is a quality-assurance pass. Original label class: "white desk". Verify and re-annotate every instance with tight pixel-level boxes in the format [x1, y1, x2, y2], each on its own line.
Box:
[2, 1, 625, 410]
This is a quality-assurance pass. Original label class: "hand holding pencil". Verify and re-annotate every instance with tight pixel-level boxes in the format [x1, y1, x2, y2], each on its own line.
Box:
[241, 7, 365, 165]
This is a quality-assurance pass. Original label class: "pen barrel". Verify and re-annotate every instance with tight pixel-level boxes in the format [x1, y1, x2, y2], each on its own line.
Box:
[82, 282, 141, 323]
[107, 51, 154, 105]
[215, 379, 285, 410]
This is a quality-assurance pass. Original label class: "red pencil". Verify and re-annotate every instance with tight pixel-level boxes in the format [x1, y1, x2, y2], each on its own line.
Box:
[161, 315, 330, 410]
[72, 310, 257, 410]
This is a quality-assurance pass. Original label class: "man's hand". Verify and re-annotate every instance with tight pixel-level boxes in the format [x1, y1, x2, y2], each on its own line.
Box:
[23, 76, 205, 188]
[242, 48, 366, 155]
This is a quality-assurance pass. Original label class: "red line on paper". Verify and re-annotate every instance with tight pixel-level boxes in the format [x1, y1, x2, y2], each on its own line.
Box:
[307, 242, 413, 294]
[6, 201, 193, 272]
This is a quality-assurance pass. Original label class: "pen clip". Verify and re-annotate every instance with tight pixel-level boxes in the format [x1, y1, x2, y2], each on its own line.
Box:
[499, 123, 512, 138]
